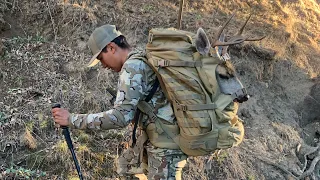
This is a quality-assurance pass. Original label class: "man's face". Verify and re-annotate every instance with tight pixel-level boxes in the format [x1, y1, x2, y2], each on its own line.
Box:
[97, 44, 122, 72]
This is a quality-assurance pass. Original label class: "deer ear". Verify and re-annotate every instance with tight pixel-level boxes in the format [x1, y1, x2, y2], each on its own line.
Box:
[195, 28, 211, 55]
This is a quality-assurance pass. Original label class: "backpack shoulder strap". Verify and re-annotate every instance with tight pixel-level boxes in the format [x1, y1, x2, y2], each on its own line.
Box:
[131, 77, 159, 147]
[131, 53, 171, 103]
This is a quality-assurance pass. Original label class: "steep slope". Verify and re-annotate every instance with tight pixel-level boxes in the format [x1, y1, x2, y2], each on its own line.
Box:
[0, 0, 319, 179]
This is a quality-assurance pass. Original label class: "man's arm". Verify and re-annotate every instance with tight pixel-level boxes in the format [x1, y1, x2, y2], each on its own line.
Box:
[68, 59, 151, 130]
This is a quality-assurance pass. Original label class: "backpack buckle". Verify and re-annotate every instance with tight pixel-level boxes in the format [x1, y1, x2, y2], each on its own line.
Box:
[150, 114, 158, 121]
[177, 104, 187, 111]
[221, 53, 230, 61]
[145, 108, 158, 122]
[148, 33, 154, 43]
[157, 59, 169, 67]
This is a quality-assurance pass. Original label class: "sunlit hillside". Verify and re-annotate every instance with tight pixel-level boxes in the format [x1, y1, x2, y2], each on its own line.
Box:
[0, 0, 319, 179]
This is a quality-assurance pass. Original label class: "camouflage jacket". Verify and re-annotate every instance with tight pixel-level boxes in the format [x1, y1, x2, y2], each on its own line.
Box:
[68, 50, 175, 129]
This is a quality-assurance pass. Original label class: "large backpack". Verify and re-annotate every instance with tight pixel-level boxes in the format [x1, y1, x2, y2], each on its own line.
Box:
[136, 28, 245, 156]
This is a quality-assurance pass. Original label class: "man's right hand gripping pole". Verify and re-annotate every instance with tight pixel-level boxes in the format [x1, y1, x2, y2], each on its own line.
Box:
[52, 104, 83, 180]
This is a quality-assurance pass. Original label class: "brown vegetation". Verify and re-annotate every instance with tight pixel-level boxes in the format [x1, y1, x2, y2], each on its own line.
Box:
[0, 0, 319, 179]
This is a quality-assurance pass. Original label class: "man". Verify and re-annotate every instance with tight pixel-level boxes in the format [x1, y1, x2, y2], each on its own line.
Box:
[52, 24, 187, 180]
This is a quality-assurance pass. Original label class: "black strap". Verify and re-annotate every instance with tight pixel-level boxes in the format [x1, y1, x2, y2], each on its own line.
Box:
[132, 78, 160, 147]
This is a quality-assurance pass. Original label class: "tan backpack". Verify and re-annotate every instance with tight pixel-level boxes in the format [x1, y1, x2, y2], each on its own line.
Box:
[131, 27, 247, 156]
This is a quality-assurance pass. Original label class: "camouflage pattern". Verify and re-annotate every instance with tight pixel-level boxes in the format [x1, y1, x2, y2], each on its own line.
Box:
[68, 50, 187, 179]
[115, 140, 187, 180]
[115, 129, 148, 177]
[68, 50, 175, 130]
[145, 143, 187, 180]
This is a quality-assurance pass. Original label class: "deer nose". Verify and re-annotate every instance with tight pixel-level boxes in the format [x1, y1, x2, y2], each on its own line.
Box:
[232, 89, 250, 103]
[234, 94, 250, 103]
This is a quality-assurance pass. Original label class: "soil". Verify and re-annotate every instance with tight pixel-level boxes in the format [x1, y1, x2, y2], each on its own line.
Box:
[0, 0, 319, 179]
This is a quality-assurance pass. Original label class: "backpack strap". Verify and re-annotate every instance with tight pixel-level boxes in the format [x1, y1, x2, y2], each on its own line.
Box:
[137, 100, 180, 147]
[129, 53, 171, 103]
[153, 58, 203, 67]
[175, 103, 217, 111]
[131, 78, 159, 147]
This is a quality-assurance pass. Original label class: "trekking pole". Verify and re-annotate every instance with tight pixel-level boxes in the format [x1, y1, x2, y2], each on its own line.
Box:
[52, 104, 83, 180]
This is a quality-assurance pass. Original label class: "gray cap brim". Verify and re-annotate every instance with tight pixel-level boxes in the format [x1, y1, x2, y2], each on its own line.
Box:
[87, 51, 100, 67]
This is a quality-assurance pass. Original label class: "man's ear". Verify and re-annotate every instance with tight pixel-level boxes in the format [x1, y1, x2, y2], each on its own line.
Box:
[109, 43, 116, 54]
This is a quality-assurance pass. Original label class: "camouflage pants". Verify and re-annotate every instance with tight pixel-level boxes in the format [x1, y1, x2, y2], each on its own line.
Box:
[115, 132, 188, 180]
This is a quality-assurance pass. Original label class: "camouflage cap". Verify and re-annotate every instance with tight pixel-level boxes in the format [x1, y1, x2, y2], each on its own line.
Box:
[87, 24, 122, 67]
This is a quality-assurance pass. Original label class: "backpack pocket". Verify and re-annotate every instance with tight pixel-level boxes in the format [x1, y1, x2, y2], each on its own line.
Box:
[215, 102, 238, 123]
[217, 118, 244, 149]
[146, 121, 180, 150]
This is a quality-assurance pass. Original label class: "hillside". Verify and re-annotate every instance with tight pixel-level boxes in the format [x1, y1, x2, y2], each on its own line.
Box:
[0, 0, 319, 179]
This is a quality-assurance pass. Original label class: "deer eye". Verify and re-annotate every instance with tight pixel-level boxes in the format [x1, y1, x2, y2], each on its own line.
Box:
[218, 73, 230, 79]
[216, 65, 230, 79]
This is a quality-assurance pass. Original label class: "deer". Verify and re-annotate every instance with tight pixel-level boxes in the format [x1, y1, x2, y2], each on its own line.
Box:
[196, 13, 265, 103]
[177, 0, 265, 103]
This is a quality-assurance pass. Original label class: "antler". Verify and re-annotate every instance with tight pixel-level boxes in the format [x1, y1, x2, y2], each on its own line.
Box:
[211, 12, 241, 47]
[212, 13, 266, 47]
[231, 14, 266, 42]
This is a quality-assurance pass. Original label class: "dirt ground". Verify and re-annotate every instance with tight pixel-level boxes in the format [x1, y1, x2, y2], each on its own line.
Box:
[0, 0, 319, 179]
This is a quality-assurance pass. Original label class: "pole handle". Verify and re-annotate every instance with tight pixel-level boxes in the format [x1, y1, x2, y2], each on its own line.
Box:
[52, 104, 61, 109]
[51, 103, 83, 179]
[52, 104, 68, 129]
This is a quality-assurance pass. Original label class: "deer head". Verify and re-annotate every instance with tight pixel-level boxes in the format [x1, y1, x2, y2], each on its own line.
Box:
[195, 13, 265, 103]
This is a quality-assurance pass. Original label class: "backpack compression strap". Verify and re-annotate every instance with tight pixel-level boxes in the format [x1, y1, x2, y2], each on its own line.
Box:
[137, 100, 180, 147]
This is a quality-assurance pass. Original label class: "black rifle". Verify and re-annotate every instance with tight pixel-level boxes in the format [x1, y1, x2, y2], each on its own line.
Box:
[52, 104, 83, 180]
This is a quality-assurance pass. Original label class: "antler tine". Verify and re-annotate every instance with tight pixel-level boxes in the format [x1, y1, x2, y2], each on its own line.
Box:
[237, 14, 251, 35]
[216, 32, 225, 55]
[212, 13, 266, 47]
[219, 14, 266, 46]
[212, 12, 237, 47]
[218, 14, 253, 46]
[245, 35, 266, 41]
[240, 14, 266, 42]
[216, 12, 236, 39]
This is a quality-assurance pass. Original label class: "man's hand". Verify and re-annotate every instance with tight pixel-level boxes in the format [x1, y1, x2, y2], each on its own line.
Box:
[52, 108, 70, 126]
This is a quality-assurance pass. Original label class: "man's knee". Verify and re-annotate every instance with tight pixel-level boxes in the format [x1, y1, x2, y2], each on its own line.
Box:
[146, 147, 188, 180]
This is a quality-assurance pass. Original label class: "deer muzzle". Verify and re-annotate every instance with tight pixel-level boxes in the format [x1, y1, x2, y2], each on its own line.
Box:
[232, 88, 250, 103]
[216, 71, 249, 103]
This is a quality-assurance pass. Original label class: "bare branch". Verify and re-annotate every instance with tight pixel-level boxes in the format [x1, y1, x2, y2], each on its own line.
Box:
[177, 0, 184, 29]
[298, 143, 320, 179]
[299, 151, 320, 179]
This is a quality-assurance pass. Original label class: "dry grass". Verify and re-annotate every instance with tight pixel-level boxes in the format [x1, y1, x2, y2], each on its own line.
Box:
[20, 128, 37, 149]
[0, 35, 123, 179]
[0, 0, 319, 179]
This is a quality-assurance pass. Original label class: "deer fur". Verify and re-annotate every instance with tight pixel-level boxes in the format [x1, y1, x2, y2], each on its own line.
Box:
[195, 28, 211, 55]
[195, 27, 245, 100]
[177, 1, 264, 102]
